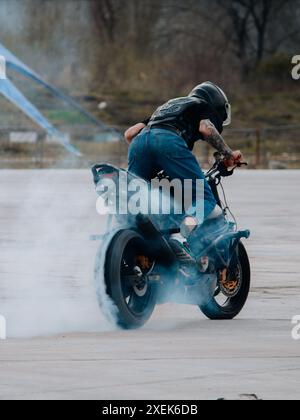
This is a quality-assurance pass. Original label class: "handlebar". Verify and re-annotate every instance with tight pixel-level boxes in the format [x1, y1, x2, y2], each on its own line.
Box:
[206, 153, 248, 180]
[232, 161, 248, 168]
[213, 151, 247, 166]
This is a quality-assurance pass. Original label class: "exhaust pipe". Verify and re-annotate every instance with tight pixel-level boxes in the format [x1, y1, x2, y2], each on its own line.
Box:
[135, 214, 177, 263]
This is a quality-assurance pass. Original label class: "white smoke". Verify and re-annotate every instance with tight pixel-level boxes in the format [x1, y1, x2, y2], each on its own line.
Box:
[93, 230, 119, 326]
[0, 169, 114, 337]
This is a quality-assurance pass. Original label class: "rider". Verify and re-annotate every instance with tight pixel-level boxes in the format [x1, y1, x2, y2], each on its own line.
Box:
[125, 82, 242, 261]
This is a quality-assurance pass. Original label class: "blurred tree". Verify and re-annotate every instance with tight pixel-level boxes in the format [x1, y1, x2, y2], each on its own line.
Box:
[127, 0, 161, 55]
[216, 0, 299, 74]
[1, 0, 300, 96]
[90, 0, 123, 43]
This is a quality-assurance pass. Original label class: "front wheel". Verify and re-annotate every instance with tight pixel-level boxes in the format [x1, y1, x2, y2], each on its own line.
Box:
[199, 242, 251, 320]
[101, 230, 157, 329]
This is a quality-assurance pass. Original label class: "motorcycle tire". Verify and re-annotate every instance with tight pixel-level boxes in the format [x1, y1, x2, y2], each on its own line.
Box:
[103, 229, 157, 329]
[199, 242, 251, 320]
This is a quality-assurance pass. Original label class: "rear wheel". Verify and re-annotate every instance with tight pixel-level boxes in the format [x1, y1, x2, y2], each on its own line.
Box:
[103, 230, 157, 329]
[199, 242, 251, 320]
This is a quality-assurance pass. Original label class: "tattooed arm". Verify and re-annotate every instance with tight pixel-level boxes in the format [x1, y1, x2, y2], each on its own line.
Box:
[199, 119, 233, 159]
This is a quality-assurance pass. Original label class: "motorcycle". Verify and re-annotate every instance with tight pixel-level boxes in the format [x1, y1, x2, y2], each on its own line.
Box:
[92, 153, 251, 329]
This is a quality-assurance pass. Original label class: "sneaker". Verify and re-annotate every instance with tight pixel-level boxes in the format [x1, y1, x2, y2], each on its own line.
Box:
[169, 233, 196, 264]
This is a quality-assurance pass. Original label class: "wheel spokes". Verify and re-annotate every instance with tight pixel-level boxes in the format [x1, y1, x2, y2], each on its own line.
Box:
[120, 244, 154, 316]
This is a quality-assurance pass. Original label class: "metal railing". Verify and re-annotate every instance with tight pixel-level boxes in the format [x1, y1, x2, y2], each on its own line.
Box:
[1, 124, 300, 169]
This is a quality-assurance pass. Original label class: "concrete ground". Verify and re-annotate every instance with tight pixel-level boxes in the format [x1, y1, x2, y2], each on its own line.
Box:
[0, 170, 299, 400]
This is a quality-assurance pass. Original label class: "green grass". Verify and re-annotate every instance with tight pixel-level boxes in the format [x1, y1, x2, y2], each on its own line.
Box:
[232, 91, 300, 128]
[45, 109, 89, 125]
[91, 88, 300, 129]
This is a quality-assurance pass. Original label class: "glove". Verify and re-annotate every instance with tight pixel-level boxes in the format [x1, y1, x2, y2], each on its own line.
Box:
[224, 150, 243, 168]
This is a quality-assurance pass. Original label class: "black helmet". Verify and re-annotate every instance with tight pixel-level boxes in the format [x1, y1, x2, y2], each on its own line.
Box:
[188, 81, 231, 126]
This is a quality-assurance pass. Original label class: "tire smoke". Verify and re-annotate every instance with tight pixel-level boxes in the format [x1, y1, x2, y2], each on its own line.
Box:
[0, 170, 113, 337]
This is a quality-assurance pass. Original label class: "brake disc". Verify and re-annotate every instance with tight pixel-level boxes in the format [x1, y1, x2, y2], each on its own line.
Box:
[219, 268, 242, 298]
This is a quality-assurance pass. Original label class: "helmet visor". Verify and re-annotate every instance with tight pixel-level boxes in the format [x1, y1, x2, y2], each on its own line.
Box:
[223, 102, 231, 126]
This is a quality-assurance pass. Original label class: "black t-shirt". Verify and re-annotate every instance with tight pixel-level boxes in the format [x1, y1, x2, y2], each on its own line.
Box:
[143, 97, 223, 150]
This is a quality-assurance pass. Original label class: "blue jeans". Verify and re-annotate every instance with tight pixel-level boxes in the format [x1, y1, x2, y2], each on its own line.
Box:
[128, 127, 217, 222]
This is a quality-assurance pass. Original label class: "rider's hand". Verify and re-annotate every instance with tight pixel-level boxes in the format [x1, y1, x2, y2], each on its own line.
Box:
[124, 123, 146, 144]
[224, 150, 243, 167]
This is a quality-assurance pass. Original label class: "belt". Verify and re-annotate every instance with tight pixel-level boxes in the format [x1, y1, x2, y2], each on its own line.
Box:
[148, 123, 183, 138]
